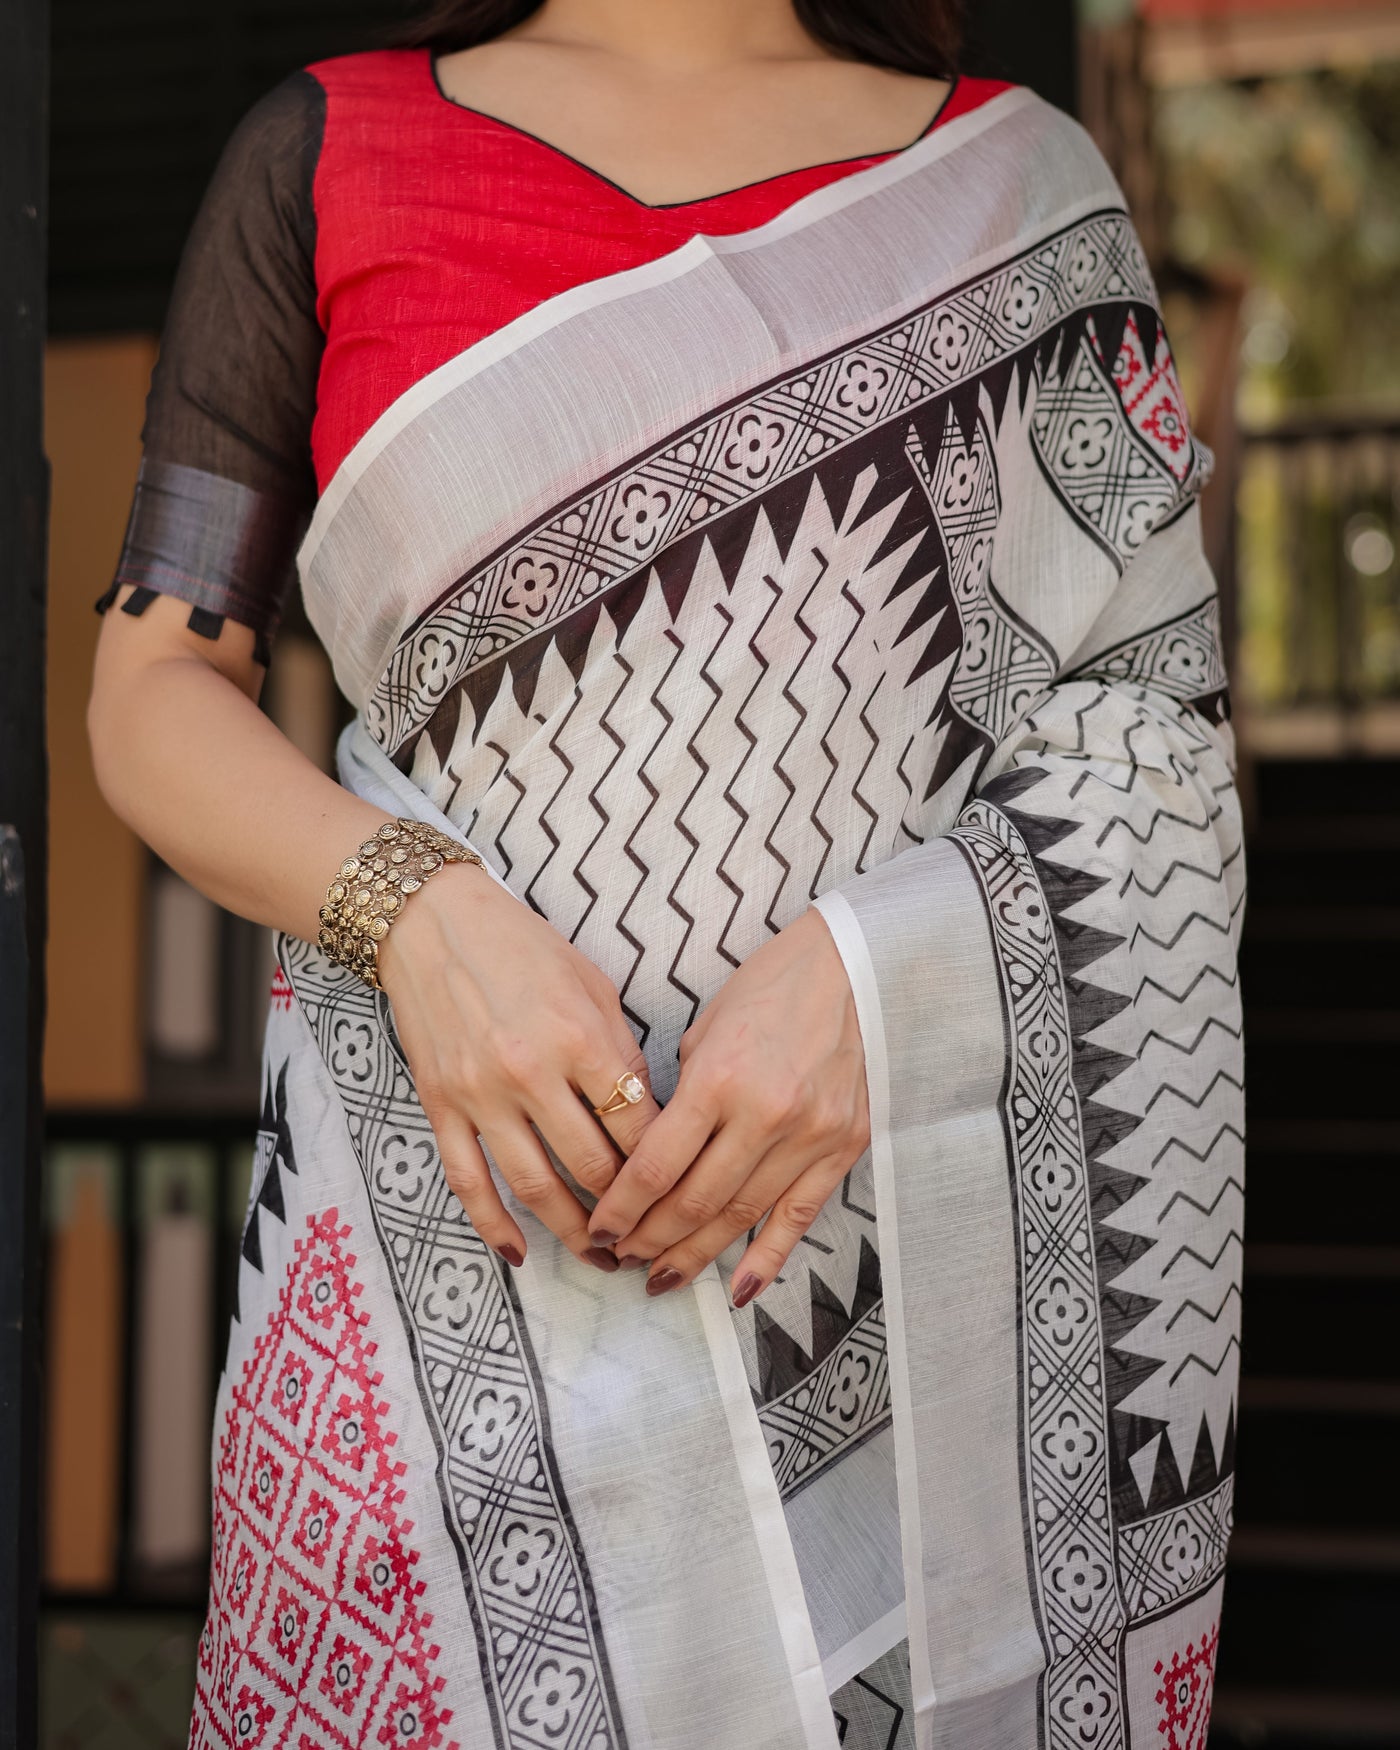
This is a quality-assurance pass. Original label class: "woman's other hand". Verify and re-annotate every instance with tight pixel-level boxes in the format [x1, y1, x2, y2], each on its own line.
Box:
[586, 907, 869, 1305]
[377, 867, 660, 1272]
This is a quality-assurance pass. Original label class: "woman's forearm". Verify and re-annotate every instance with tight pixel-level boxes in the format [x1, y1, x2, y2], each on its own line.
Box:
[89, 591, 385, 942]
[88, 591, 665, 1270]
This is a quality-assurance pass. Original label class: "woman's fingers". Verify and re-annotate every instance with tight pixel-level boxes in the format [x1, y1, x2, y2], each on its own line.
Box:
[529, 1087, 623, 1198]
[478, 1109, 620, 1275]
[578, 1025, 662, 1160]
[431, 1111, 527, 1266]
[586, 1089, 717, 1248]
[627, 1142, 834, 1296]
[726, 1157, 850, 1305]
[611, 1121, 769, 1260]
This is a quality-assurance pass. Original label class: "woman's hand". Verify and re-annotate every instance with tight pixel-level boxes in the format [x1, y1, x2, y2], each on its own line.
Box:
[376, 865, 660, 1273]
[586, 907, 869, 1305]
[84, 588, 657, 1283]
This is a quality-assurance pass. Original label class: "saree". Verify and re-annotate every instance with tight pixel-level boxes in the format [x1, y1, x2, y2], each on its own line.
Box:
[195, 83, 1243, 1750]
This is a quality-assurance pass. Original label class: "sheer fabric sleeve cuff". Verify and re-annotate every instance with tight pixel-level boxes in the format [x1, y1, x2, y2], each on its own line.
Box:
[95, 458, 310, 666]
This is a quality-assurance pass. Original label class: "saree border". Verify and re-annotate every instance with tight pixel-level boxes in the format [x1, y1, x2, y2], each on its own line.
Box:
[1064, 594, 1227, 706]
[761, 1297, 892, 1501]
[366, 203, 1167, 760]
[693, 1275, 843, 1750]
[811, 887, 938, 1746]
[950, 799, 1130, 1748]
[1117, 1474, 1233, 1620]
[276, 931, 632, 1750]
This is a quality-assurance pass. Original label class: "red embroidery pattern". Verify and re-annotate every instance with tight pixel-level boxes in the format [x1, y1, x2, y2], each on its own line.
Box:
[271, 966, 296, 1009]
[191, 1209, 457, 1750]
[1153, 1621, 1219, 1750]
[1101, 307, 1194, 484]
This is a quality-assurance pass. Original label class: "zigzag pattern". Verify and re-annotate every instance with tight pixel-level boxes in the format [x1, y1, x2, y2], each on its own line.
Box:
[369, 210, 1173, 759]
[830, 1639, 914, 1749]
[992, 682, 1244, 1526]
[416, 466, 964, 1054]
[383, 269, 1226, 1564]
[952, 795, 1129, 1749]
[412, 466, 970, 1425]
[302, 211, 1242, 1747]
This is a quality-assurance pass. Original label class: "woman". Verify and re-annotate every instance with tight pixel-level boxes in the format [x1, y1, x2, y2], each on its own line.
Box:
[90, 1, 1243, 1745]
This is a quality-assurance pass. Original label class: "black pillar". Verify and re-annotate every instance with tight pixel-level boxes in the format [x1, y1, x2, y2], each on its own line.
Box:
[0, 0, 49, 1742]
[962, 0, 1080, 117]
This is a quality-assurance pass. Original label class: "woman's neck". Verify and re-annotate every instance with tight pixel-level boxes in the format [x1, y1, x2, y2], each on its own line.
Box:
[508, 0, 830, 73]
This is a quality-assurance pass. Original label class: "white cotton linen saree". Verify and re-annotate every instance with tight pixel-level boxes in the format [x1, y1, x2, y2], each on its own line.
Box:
[195, 84, 1243, 1750]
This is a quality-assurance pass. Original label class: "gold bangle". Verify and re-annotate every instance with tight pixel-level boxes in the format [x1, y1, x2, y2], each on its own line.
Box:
[317, 818, 482, 990]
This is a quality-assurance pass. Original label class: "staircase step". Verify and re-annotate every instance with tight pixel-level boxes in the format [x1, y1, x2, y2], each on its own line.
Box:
[1246, 1245, 1400, 1278]
[1241, 1249, 1400, 1378]
[1253, 758, 1400, 821]
[1245, 1011, 1400, 1045]
[1214, 1541, 1399, 1692]
[1241, 910, 1400, 1010]
[1242, 804, 1400, 907]
[1245, 906, 1400, 941]
[1235, 1385, 1400, 1530]
[1243, 1165, 1398, 1245]
[1248, 1120, 1400, 1157]
[1243, 1122, 1400, 1245]
[1246, 844, 1398, 906]
[1211, 1686, 1400, 1747]
[1242, 1379, 1400, 1414]
[1230, 1526, 1400, 1573]
[1223, 759, 1398, 1733]
[1246, 1033, 1398, 1118]
[1252, 815, 1400, 851]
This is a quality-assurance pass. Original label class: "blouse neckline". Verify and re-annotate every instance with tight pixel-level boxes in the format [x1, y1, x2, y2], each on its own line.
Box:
[424, 49, 961, 215]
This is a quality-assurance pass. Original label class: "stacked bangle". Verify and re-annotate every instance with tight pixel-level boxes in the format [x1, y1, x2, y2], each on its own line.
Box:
[318, 818, 481, 990]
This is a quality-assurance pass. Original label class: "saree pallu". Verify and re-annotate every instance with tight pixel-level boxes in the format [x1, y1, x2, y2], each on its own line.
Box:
[194, 85, 1243, 1750]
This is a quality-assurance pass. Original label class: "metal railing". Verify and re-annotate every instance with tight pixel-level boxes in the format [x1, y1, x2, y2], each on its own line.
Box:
[1237, 409, 1400, 715]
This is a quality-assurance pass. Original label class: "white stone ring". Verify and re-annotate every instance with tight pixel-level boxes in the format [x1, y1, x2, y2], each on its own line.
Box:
[592, 1070, 647, 1118]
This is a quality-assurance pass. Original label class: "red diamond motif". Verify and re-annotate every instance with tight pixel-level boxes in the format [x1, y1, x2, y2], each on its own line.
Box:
[191, 1209, 457, 1749]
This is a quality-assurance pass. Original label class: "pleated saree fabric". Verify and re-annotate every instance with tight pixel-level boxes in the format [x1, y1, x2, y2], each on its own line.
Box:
[175, 67, 1242, 1750]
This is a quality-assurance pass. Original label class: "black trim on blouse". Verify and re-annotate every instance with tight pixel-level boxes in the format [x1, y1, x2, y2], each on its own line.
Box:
[96, 70, 327, 662]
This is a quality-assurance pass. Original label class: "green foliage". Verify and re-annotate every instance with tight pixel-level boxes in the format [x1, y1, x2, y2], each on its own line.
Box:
[1156, 64, 1400, 415]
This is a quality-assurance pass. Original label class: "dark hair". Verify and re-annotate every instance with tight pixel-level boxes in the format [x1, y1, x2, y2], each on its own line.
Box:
[397, 0, 963, 80]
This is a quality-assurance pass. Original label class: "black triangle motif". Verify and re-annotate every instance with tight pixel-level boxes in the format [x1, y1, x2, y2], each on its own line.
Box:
[241, 1205, 263, 1274]
[752, 1235, 884, 1405]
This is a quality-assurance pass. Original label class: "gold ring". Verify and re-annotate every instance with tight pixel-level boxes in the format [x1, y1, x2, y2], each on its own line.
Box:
[593, 1071, 647, 1118]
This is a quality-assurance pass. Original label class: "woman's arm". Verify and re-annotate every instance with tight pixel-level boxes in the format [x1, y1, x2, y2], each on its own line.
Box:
[90, 588, 660, 1270]
[90, 590, 381, 939]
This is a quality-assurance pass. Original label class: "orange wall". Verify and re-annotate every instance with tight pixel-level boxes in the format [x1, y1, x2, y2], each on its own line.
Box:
[44, 336, 156, 1106]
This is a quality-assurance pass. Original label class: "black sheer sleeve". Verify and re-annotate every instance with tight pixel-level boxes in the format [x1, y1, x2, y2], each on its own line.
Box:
[97, 71, 327, 664]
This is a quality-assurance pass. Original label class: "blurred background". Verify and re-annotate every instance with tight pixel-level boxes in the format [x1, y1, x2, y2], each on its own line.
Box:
[28, 0, 1400, 1745]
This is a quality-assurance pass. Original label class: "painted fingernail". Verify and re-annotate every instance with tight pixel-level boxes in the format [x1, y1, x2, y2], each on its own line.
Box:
[646, 1268, 683, 1298]
[590, 1229, 622, 1248]
[496, 1243, 525, 1268]
[732, 1272, 763, 1309]
[584, 1246, 621, 1274]
[617, 1255, 648, 1271]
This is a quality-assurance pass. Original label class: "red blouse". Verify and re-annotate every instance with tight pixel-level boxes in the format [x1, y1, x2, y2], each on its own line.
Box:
[310, 51, 1011, 489]
[103, 48, 1013, 656]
